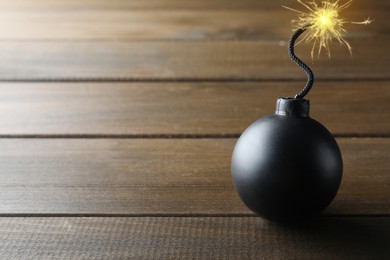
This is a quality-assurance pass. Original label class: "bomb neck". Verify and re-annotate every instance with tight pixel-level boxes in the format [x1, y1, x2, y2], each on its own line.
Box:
[275, 98, 310, 117]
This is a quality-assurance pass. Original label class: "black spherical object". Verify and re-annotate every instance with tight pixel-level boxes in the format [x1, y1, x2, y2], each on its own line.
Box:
[231, 98, 343, 223]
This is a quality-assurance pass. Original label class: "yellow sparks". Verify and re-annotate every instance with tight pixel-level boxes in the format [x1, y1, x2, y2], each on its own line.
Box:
[283, 0, 372, 58]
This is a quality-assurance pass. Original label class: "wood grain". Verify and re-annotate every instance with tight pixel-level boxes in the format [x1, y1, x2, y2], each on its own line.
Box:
[0, 37, 387, 81]
[0, 9, 385, 41]
[0, 138, 388, 215]
[0, 217, 389, 259]
[0, 82, 388, 136]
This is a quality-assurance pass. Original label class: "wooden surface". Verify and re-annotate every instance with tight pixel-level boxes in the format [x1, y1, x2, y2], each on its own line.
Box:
[0, 0, 388, 258]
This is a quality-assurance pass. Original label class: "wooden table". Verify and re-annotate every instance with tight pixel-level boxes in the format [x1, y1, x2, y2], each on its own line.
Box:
[0, 0, 389, 258]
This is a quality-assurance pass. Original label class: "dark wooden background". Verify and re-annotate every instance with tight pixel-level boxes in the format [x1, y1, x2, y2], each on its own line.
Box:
[0, 0, 389, 258]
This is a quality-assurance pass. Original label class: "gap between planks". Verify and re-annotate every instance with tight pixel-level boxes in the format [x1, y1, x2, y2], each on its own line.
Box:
[0, 78, 389, 83]
[0, 213, 390, 218]
[0, 134, 389, 139]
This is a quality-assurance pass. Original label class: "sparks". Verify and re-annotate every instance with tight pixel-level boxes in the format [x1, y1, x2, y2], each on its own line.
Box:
[283, 0, 372, 58]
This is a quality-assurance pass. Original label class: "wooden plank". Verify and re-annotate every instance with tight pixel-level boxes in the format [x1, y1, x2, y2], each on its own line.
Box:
[0, 9, 385, 40]
[0, 38, 387, 80]
[0, 0, 381, 10]
[0, 10, 306, 40]
[0, 217, 389, 259]
[0, 0, 384, 40]
[0, 138, 388, 215]
[0, 82, 388, 136]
